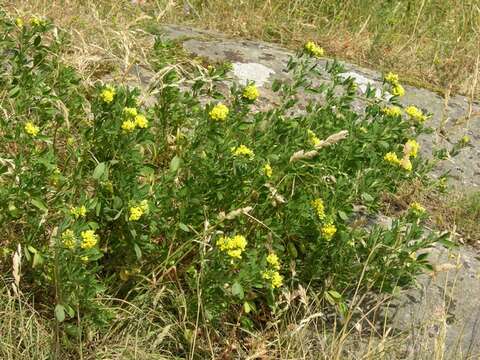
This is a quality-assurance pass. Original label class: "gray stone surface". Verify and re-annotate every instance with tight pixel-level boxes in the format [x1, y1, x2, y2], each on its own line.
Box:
[158, 25, 480, 358]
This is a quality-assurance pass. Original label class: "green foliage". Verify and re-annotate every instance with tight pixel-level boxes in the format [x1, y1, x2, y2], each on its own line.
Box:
[0, 12, 441, 343]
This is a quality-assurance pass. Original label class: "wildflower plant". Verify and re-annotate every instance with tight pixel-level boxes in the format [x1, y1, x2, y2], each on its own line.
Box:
[0, 13, 446, 339]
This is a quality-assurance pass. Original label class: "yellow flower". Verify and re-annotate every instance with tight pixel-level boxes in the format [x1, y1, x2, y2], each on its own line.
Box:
[70, 205, 87, 219]
[217, 234, 248, 259]
[304, 41, 324, 58]
[400, 157, 412, 171]
[123, 107, 138, 117]
[266, 253, 281, 270]
[209, 103, 229, 121]
[121, 120, 136, 132]
[15, 18, 24, 28]
[384, 72, 399, 85]
[80, 230, 99, 249]
[410, 201, 426, 215]
[134, 114, 148, 128]
[262, 270, 283, 288]
[129, 206, 144, 221]
[30, 17, 42, 26]
[321, 223, 337, 240]
[404, 139, 419, 158]
[307, 129, 321, 147]
[262, 163, 273, 178]
[382, 106, 402, 117]
[311, 198, 326, 219]
[460, 135, 470, 144]
[24, 122, 39, 137]
[384, 152, 400, 165]
[405, 105, 427, 123]
[61, 229, 76, 249]
[392, 84, 405, 97]
[80, 255, 89, 263]
[100, 87, 115, 103]
[231, 144, 255, 159]
[243, 84, 259, 101]
[359, 127, 368, 133]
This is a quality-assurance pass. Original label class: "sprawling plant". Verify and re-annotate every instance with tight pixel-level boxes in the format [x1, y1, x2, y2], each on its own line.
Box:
[0, 12, 442, 338]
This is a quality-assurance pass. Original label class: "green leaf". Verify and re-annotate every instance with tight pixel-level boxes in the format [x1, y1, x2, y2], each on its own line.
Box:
[170, 155, 182, 172]
[32, 252, 44, 268]
[361, 193, 374, 203]
[243, 301, 252, 314]
[133, 243, 142, 260]
[92, 162, 106, 180]
[338, 210, 348, 221]
[55, 304, 65, 322]
[31, 198, 48, 212]
[232, 282, 244, 299]
[179, 223, 190, 232]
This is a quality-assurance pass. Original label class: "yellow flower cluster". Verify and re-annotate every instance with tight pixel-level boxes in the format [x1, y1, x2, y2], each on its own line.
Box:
[304, 41, 324, 58]
[384, 151, 412, 171]
[311, 198, 326, 219]
[384, 72, 405, 97]
[307, 129, 321, 147]
[121, 107, 148, 132]
[15, 17, 24, 28]
[24, 122, 39, 137]
[381, 106, 402, 117]
[321, 223, 337, 241]
[405, 105, 427, 123]
[231, 144, 255, 159]
[217, 234, 248, 259]
[100, 86, 116, 103]
[70, 205, 87, 219]
[62, 229, 77, 249]
[262, 163, 273, 178]
[243, 84, 259, 101]
[410, 201, 426, 215]
[209, 103, 229, 121]
[123, 107, 138, 117]
[266, 253, 281, 270]
[80, 230, 99, 249]
[30, 17, 42, 26]
[262, 269, 283, 288]
[129, 200, 149, 221]
[460, 135, 470, 145]
[403, 139, 419, 158]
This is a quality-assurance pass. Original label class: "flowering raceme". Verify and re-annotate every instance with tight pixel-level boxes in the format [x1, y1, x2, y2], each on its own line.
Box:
[311, 198, 326, 219]
[80, 230, 99, 249]
[304, 41, 324, 58]
[129, 200, 149, 221]
[321, 223, 337, 240]
[100, 86, 116, 103]
[70, 205, 87, 219]
[266, 253, 281, 270]
[307, 130, 321, 147]
[24, 122, 39, 137]
[382, 106, 402, 117]
[262, 163, 273, 178]
[217, 235, 248, 259]
[231, 144, 255, 159]
[243, 84, 259, 101]
[209, 103, 229, 121]
[405, 105, 427, 123]
[62, 229, 77, 249]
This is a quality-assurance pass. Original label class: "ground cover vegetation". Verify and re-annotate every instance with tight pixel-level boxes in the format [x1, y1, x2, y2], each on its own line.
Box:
[0, 6, 467, 359]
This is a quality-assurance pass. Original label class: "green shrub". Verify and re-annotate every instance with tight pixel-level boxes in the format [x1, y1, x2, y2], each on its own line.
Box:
[0, 12, 441, 340]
